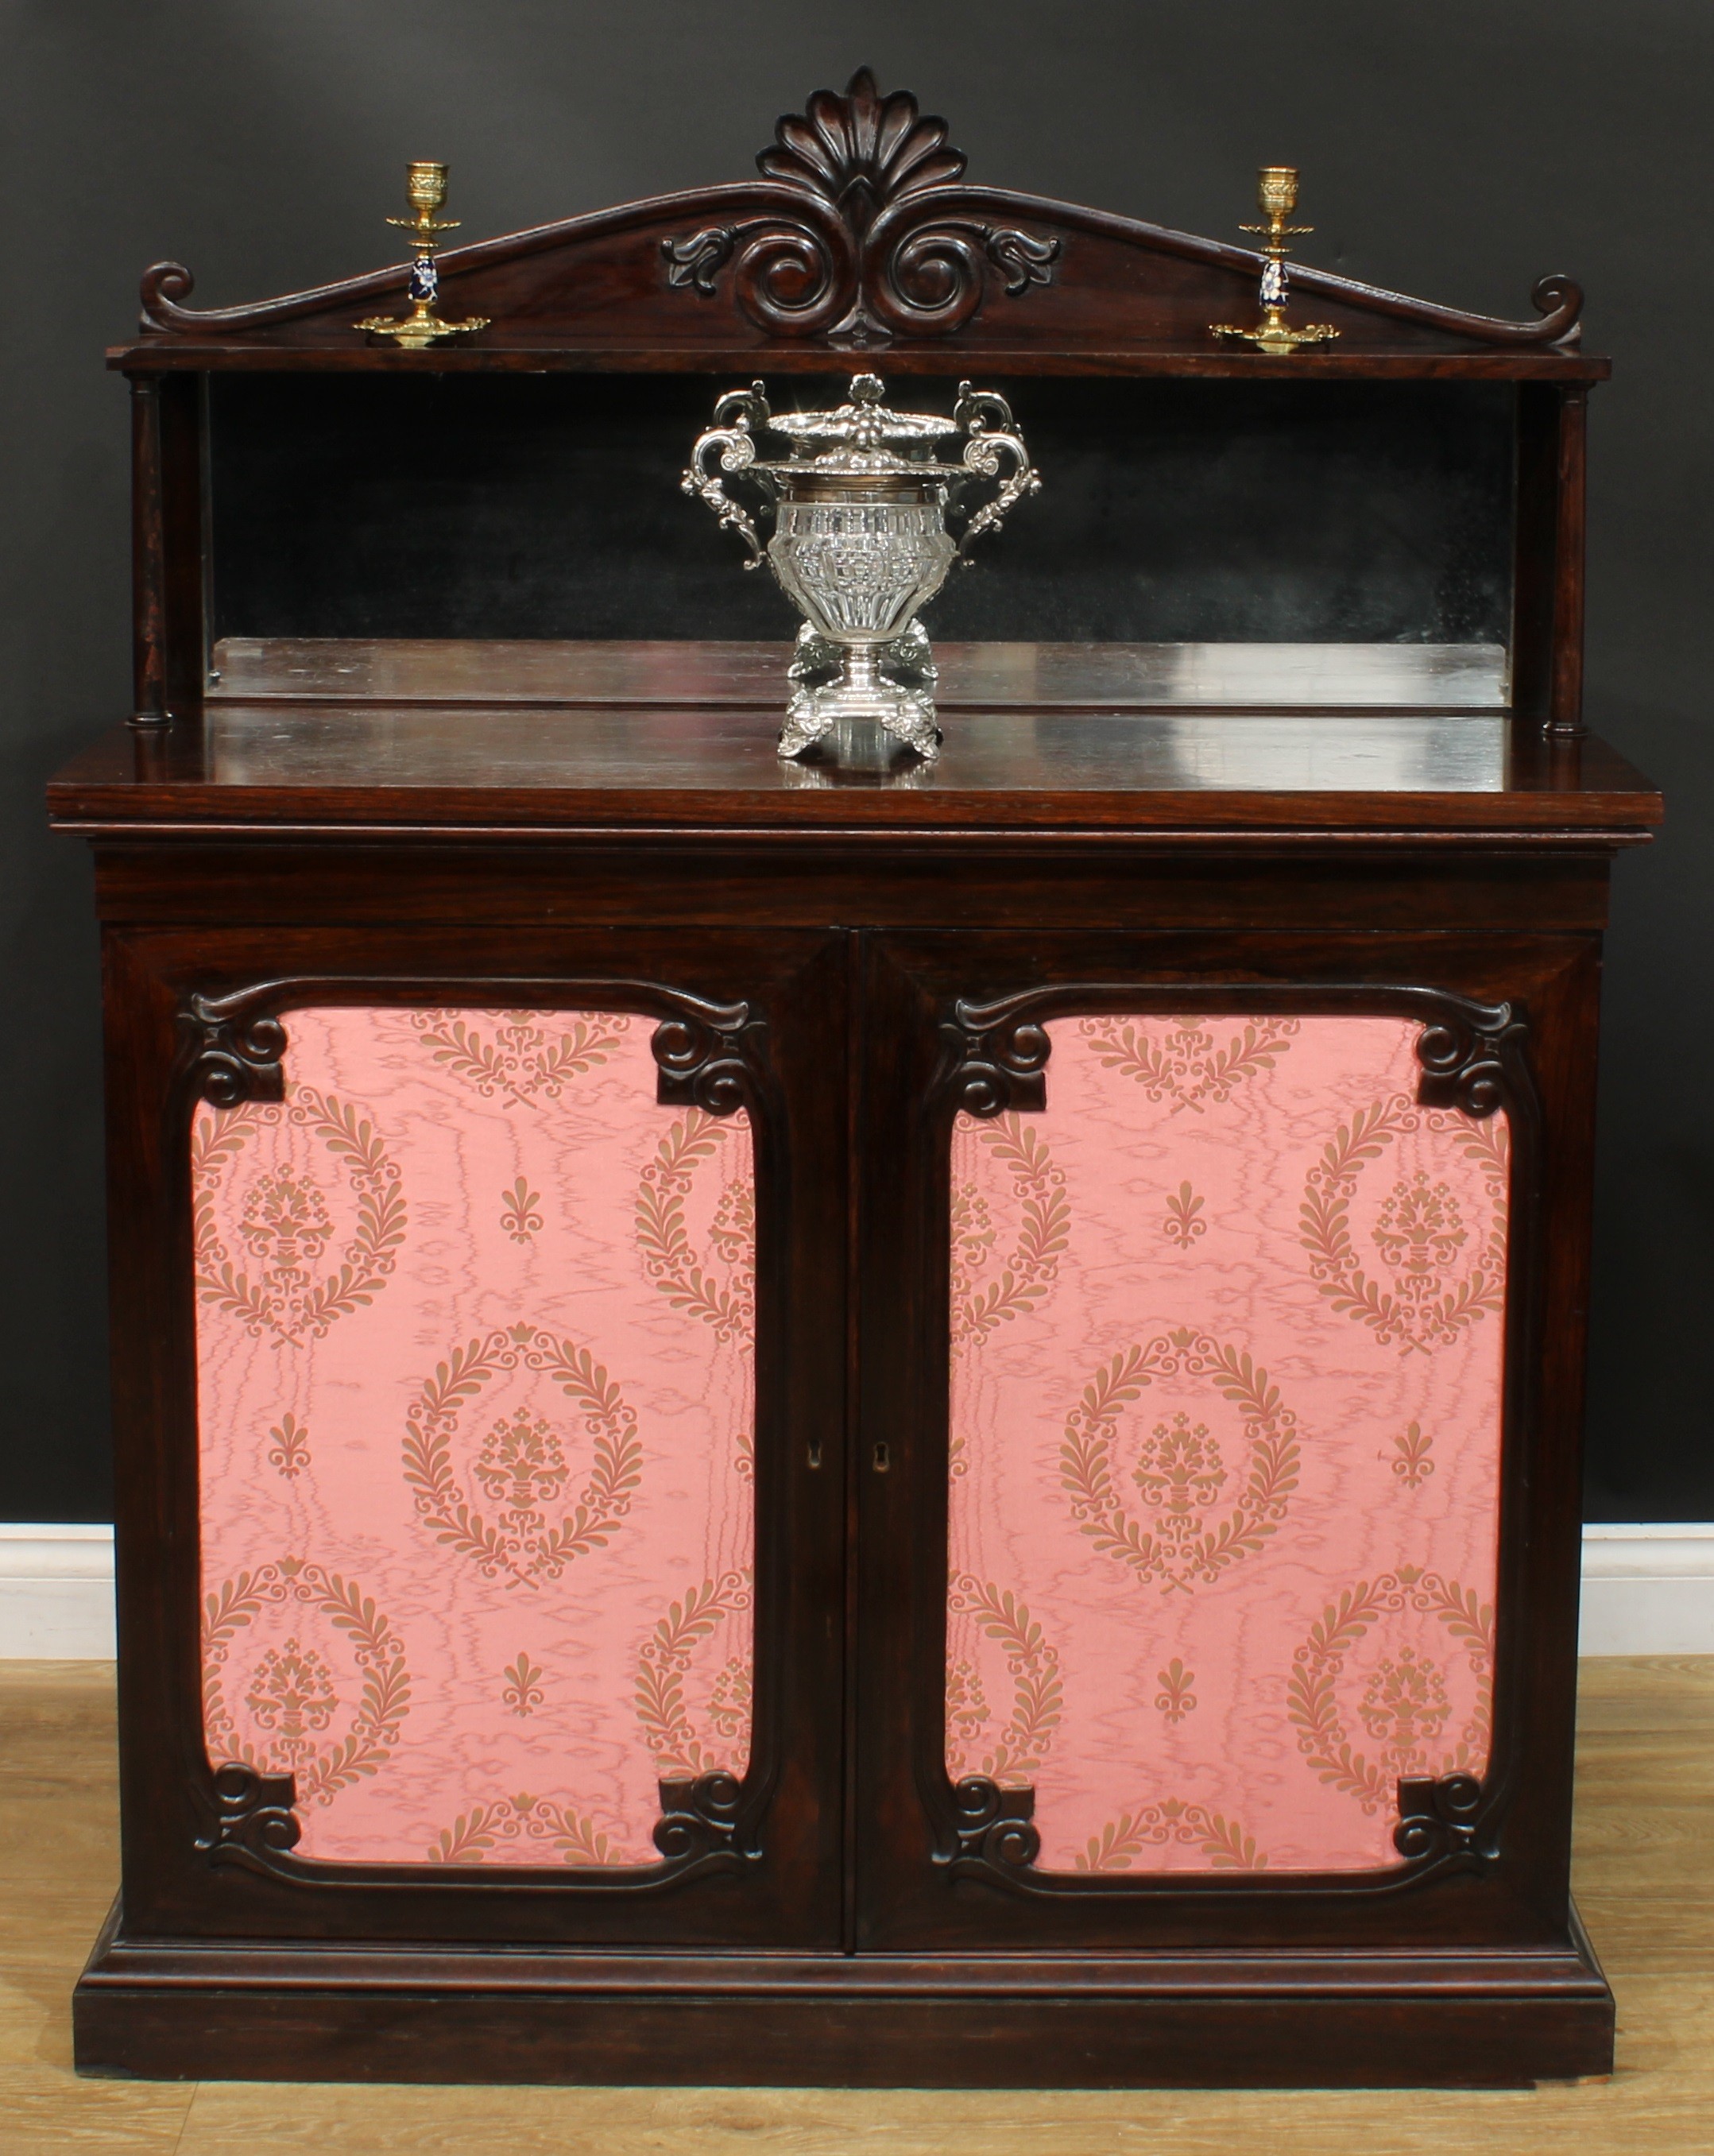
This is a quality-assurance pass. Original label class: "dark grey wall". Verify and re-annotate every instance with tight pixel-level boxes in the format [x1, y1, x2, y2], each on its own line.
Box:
[3, 0, 1707, 1521]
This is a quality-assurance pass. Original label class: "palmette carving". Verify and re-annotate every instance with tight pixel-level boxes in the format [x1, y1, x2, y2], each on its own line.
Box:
[664, 68, 1060, 342]
[757, 68, 965, 219]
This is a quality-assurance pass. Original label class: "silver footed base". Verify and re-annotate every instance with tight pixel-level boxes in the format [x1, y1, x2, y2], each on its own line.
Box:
[778, 627, 942, 764]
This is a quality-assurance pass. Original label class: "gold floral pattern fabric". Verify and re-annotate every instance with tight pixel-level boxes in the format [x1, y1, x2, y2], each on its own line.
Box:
[202, 1558, 410, 1808]
[192, 1090, 407, 1347]
[195, 1008, 755, 1865]
[947, 1016, 1505, 1872]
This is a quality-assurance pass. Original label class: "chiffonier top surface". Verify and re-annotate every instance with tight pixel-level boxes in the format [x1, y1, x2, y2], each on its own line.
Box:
[48, 640, 1659, 842]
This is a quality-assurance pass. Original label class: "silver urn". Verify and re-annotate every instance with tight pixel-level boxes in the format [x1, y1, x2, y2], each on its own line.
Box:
[683, 373, 1039, 764]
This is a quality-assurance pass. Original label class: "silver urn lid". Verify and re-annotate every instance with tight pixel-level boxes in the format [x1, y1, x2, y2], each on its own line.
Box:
[756, 373, 970, 478]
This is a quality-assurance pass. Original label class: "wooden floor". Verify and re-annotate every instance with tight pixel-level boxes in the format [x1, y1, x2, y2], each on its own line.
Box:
[3, 1659, 1710, 2153]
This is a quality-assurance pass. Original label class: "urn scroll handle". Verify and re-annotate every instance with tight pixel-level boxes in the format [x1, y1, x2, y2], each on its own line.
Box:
[950, 382, 1042, 556]
[680, 380, 777, 569]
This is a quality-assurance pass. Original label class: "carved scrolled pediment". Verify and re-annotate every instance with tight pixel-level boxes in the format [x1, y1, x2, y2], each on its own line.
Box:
[124, 67, 1584, 363]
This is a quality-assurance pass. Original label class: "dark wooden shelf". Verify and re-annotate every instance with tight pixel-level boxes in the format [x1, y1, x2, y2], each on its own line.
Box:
[109, 338, 1611, 382]
[50, 701, 1660, 842]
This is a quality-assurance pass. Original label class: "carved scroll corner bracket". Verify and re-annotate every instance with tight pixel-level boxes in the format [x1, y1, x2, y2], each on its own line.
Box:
[939, 996, 1052, 1117]
[649, 998, 764, 1117]
[659, 68, 1061, 339]
[946, 1775, 1042, 1872]
[1528, 273, 1585, 346]
[652, 1770, 754, 1867]
[184, 993, 288, 1107]
[195, 1761, 302, 1868]
[1393, 1771, 1495, 1871]
[138, 258, 198, 335]
[1412, 1000, 1526, 1121]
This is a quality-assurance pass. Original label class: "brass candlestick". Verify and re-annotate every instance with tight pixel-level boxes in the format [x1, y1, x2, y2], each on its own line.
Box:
[356, 161, 489, 349]
[1212, 165, 1338, 356]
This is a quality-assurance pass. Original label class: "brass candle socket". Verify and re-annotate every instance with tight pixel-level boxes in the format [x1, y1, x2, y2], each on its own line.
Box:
[1211, 165, 1338, 357]
[389, 160, 461, 249]
[356, 160, 489, 350]
[1254, 165, 1304, 227]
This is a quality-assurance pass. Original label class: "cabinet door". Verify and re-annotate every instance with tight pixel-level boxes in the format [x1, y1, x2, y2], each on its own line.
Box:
[855, 931, 1592, 1953]
[108, 924, 846, 1948]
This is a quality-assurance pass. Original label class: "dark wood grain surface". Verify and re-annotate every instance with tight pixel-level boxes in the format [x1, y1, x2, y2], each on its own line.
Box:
[49, 701, 1662, 838]
[111, 340, 1613, 380]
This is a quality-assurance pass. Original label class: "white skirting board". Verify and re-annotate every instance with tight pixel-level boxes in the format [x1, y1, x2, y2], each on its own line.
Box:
[0, 1526, 118, 1657]
[1578, 1523, 1714, 1656]
[1, 1523, 1712, 1659]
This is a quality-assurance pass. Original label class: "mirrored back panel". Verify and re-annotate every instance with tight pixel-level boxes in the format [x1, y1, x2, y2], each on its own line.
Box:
[207, 374, 1516, 705]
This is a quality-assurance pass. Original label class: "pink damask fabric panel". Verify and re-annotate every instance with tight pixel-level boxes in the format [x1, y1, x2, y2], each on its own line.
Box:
[946, 1015, 1505, 1874]
[195, 1007, 754, 1866]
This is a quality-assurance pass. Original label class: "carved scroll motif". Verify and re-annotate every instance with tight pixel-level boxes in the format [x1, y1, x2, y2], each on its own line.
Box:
[196, 1761, 302, 1866]
[947, 1775, 1042, 1872]
[939, 997, 1053, 1117]
[185, 995, 287, 1107]
[662, 69, 1061, 342]
[650, 999, 764, 1117]
[652, 1769, 749, 1864]
[1394, 1770, 1491, 1868]
[1413, 1000, 1526, 1120]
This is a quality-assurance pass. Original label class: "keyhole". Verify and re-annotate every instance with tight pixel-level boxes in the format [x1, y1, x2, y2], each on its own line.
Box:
[872, 1442, 890, 1473]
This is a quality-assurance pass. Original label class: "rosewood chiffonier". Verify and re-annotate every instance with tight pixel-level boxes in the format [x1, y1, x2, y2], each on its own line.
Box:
[50, 73, 1660, 2086]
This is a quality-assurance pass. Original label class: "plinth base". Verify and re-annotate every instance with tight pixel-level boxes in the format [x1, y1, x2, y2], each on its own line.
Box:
[779, 625, 942, 764]
[75, 1898, 1614, 2088]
